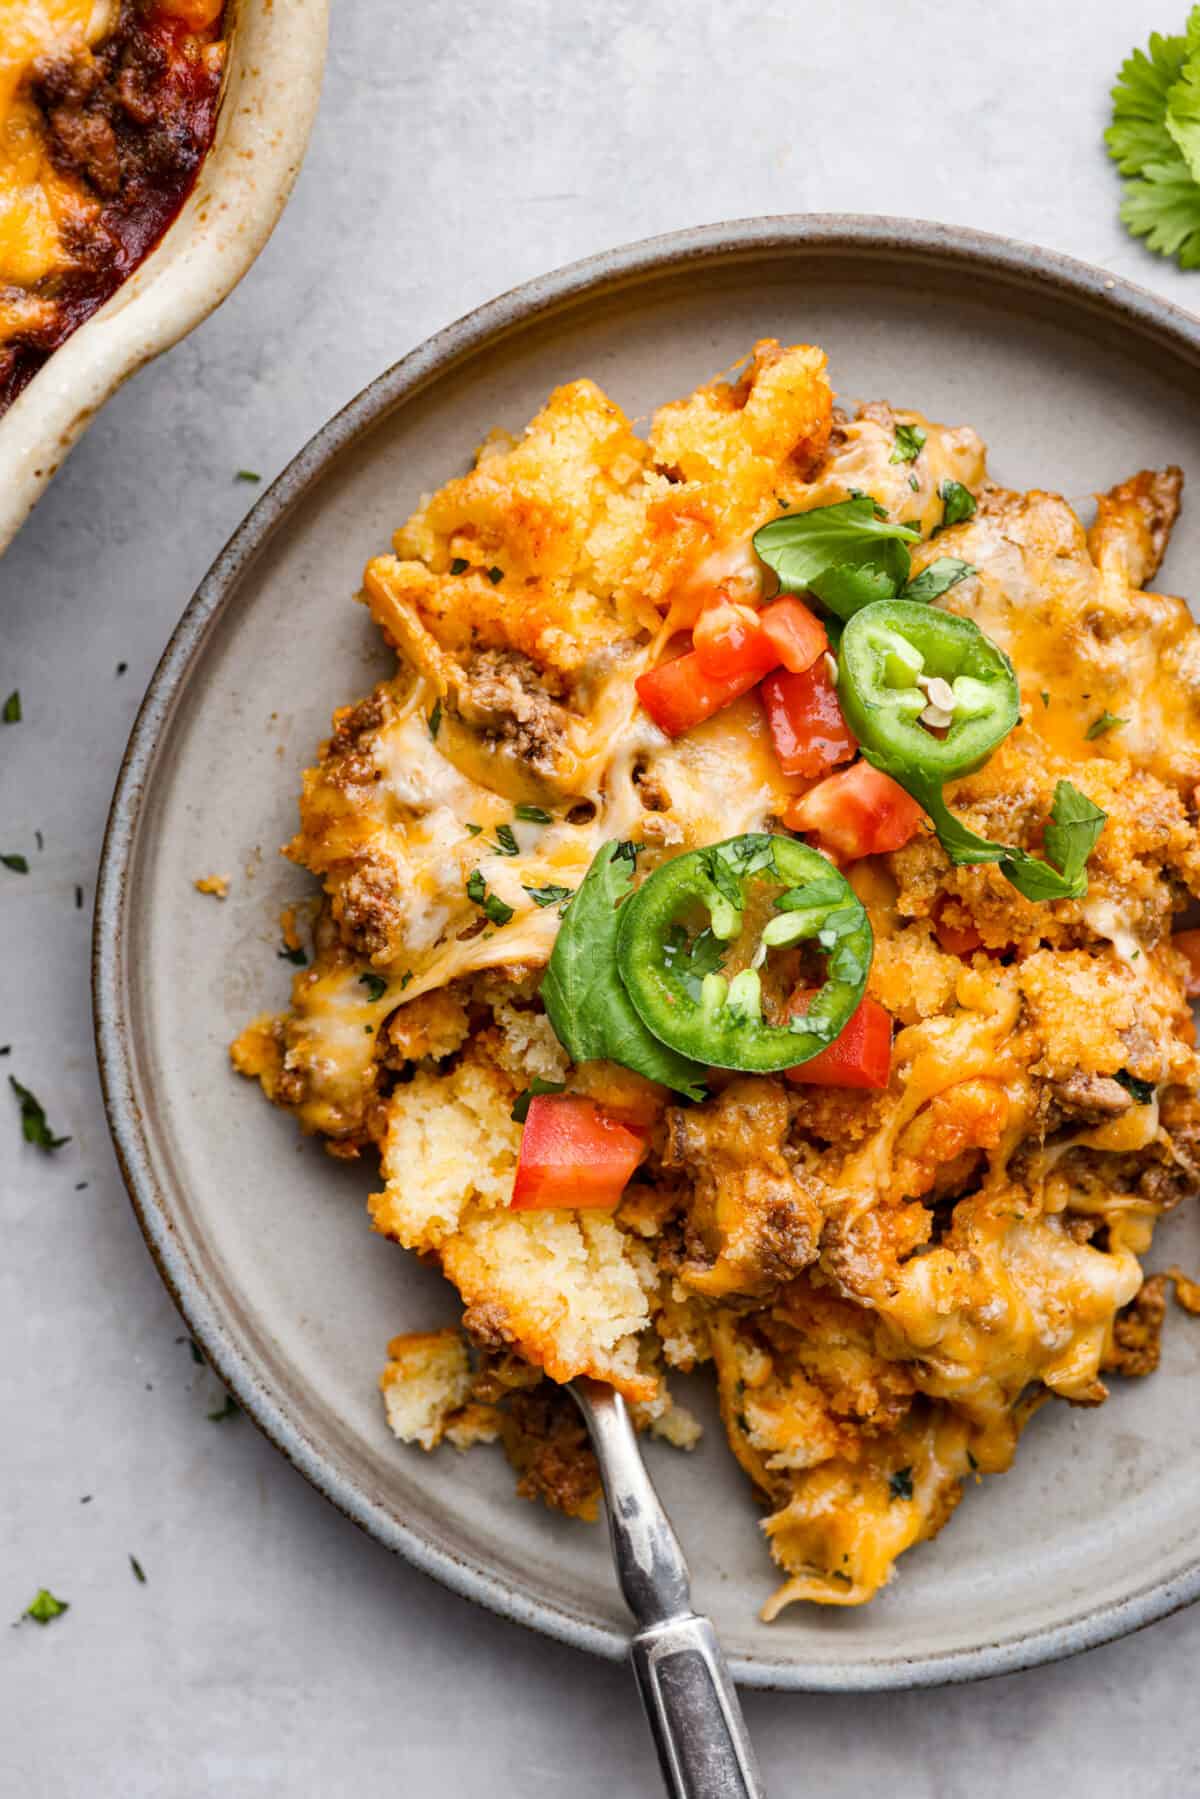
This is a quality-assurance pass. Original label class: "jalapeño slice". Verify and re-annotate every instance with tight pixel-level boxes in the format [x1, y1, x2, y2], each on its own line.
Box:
[837, 598, 1019, 784]
[615, 834, 872, 1073]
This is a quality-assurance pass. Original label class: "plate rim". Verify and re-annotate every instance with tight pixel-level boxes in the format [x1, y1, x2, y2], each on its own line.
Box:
[94, 212, 1200, 1691]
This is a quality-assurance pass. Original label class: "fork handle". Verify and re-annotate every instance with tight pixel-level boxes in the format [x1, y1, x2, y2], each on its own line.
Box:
[574, 1381, 765, 1798]
[631, 1612, 765, 1799]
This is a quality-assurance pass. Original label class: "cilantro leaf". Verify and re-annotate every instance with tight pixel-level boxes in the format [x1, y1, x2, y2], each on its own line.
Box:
[1042, 780, 1108, 886]
[24, 1589, 69, 1625]
[1, 853, 28, 873]
[890, 423, 926, 464]
[1106, 15, 1200, 266]
[1167, 40, 1200, 178]
[10, 1076, 70, 1150]
[428, 699, 442, 741]
[492, 823, 521, 856]
[1106, 30, 1189, 174]
[1115, 1068, 1156, 1105]
[449, 557, 469, 575]
[514, 804, 553, 824]
[937, 481, 977, 530]
[1086, 710, 1127, 739]
[902, 556, 976, 604]
[358, 972, 388, 1002]
[753, 498, 918, 621]
[871, 761, 1105, 904]
[523, 883, 573, 908]
[466, 869, 514, 926]
[662, 923, 725, 1000]
[2, 690, 20, 724]
[1120, 161, 1200, 265]
[889, 1466, 914, 1502]
[129, 1555, 147, 1585]
[511, 1077, 566, 1122]
[541, 841, 707, 1099]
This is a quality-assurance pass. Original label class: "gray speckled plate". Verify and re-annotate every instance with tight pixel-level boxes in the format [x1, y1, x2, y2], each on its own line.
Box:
[95, 217, 1200, 1690]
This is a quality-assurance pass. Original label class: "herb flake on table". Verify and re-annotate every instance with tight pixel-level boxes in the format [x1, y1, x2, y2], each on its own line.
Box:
[208, 1394, 239, 1422]
[2, 853, 28, 873]
[2, 690, 20, 724]
[9, 1076, 70, 1150]
[23, 1589, 69, 1625]
[235, 470, 262, 484]
[129, 1555, 147, 1585]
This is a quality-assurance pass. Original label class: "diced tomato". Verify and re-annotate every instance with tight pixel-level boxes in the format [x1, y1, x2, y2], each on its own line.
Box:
[1172, 928, 1200, 998]
[759, 596, 828, 674]
[511, 1095, 645, 1210]
[761, 660, 857, 780]
[636, 648, 767, 738]
[933, 915, 983, 957]
[784, 759, 924, 860]
[784, 992, 893, 1090]
[692, 594, 779, 681]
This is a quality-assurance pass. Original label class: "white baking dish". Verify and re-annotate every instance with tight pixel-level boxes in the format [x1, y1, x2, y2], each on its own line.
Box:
[0, 0, 329, 553]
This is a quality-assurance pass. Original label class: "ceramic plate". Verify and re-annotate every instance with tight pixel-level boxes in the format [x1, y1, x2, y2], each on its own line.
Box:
[95, 217, 1200, 1690]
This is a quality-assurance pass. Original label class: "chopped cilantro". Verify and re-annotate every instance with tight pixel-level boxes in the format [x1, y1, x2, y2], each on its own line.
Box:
[1040, 691, 1050, 708]
[358, 972, 388, 1002]
[511, 1077, 567, 1122]
[487, 566, 503, 585]
[1115, 1068, 1156, 1104]
[428, 699, 442, 741]
[967, 1449, 979, 1472]
[449, 557, 469, 575]
[890, 423, 927, 464]
[937, 480, 977, 529]
[888, 1466, 915, 1502]
[24, 1589, 68, 1625]
[208, 1394, 239, 1422]
[466, 869, 514, 926]
[2, 690, 20, 724]
[9, 1076, 69, 1150]
[514, 804, 553, 824]
[464, 822, 483, 837]
[523, 883, 573, 908]
[400, 971, 414, 990]
[1086, 710, 1127, 739]
[492, 823, 520, 856]
[2, 853, 28, 873]
[34, 830, 43, 853]
[908, 473, 920, 491]
[277, 944, 307, 966]
[235, 470, 262, 483]
[129, 1555, 147, 1585]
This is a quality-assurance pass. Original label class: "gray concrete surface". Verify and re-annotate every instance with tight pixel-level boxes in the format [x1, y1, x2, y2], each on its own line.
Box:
[4, 2, 1200, 1793]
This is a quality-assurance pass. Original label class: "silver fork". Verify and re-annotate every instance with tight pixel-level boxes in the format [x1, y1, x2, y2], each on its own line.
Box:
[570, 1379, 766, 1799]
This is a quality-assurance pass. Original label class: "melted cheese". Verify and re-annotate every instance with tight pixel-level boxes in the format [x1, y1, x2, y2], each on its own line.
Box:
[0, 0, 113, 300]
